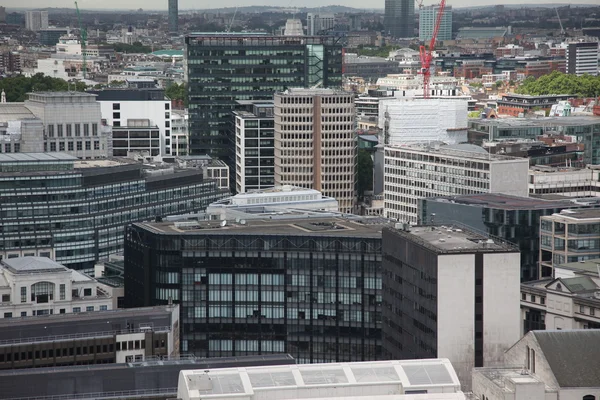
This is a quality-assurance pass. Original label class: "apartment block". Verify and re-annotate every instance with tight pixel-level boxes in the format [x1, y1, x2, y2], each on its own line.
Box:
[274, 88, 356, 213]
[25, 10, 48, 32]
[383, 144, 530, 224]
[566, 42, 599, 76]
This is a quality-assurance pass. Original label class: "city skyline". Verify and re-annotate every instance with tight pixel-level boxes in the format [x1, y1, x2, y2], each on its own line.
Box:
[4, 0, 600, 10]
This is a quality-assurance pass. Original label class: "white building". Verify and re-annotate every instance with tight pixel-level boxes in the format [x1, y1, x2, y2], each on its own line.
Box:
[176, 155, 230, 190]
[177, 359, 465, 400]
[0, 257, 113, 318]
[283, 19, 304, 36]
[472, 330, 600, 400]
[234, 103, 275, 193]
[419, 5, 453, 41]
[566, 42, 599, 76]
[31, 54, 105, 81]
[207, 185, 339, 218]
[306, 13, 335, 35]
[384, 144, 530, 224]
[529, 165, 600, 198]
[25, 10, 48, 32]
[171, 109, 189, 156]
[379, 97, 469, 145]
[274, 88, 356, 214]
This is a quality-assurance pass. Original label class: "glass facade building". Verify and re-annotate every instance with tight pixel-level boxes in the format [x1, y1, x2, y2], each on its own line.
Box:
[0, 153, 228, 270]
[384, 0, 415, 38]
[419, 5, 452, 41]
[124, 217, 384, 364]
[184, 34, 343, 163]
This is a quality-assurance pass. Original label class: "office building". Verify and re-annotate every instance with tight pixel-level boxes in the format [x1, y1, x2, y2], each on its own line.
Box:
[171, 109, 189, 156]
[472, 330, 600, 400]
[0, 51, 21, 74]
[496, 94, 574, 117]
[38, 28, 70, 46]
[124, 216, 385, 364]
[382, 225, 521, 390]
[0, 257, 113, 319]
[0, 153, 228, 270]
[274, 88, 356, 213]
[89, 88, 172, 157]
[419, 194, 587, 281]
[566, 42, 599, 76]
[178, 359, 465, 400]
[521, 259, 600, 333]
[306, 13, 336, 35]
[383, 144, 530, 224]
[528, 166, 600, 198]
[0, 305, 178, 370]
[176, 155, 230, 190]
[385, 0, 415, 38]
[185, 34, 342, 163]
[455, 26, 508, 39]
[168, 0, 178, 34]
[419, 5, 452, 41]
[25, 10, 48, 32]
[233, 103, 275, 193]
[539, 208, 600, 278]
[343, 54, 402, 80]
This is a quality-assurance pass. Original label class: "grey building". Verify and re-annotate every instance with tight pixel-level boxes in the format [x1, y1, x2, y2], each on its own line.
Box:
[124, 216, 385, 364]
[384, 0, 415, 38]
[168, 0, 178, 34]
[38, 28, 69, 46]
[343, 55, 402, 80]
[419, 194, 590, 281]
[0, 153, 228, 270]
[184, 33, 342, 163]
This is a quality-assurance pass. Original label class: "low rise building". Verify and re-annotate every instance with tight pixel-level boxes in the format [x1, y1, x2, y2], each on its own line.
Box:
[343, 54, 402, 81]
[497, 94, 574, 117]
[171, 109, 189, 156]
[529, 166, 600, 198]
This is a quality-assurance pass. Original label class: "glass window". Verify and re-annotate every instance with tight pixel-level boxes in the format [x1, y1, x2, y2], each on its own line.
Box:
[59, 284, 65, 300]
[75, 124, 81, 136]
[84, 124, 90, 136]
[20, 287, 26, 303]
[31, 281, 55, 303]
[86, 306, 94, 312]
[73, 307, 81, 313]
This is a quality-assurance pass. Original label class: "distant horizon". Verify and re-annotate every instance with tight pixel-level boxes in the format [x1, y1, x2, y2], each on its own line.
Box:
[4, 1, 599, 12]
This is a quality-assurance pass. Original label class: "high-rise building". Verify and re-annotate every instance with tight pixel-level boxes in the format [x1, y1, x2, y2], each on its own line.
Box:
[419, 5, 452, 41]
[168, 0, 178, 34]
[384, 0, 415, 38]
[233, 102, 275, 193]
[382, 224, 521, 390]
[566, 42, 599, 76]
[184, 34, 342, 163]
[306, 13, 335, 35]
[124, 216, 385, 364]
[274, 88, 356, 213]
[25, 10, 48, 32]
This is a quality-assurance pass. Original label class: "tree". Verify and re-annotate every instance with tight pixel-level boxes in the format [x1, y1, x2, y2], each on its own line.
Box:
[112, 41, 152, 54]
[165, 82, 187, 106]
[515, 71, 600, 97]
[0, 73, 86, 102]
[356, 149, 374, 200]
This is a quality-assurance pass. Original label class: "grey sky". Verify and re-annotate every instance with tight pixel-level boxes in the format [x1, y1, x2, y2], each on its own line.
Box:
[8, 0, 600, 10]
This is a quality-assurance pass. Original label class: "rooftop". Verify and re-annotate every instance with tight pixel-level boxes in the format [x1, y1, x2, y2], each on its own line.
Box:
[555, 257, 600, 275]
[425, 193, 576, 210]
[0, 152, 78, 163]
[471, 116, 600, 128]
[178, 359, 462, 400]
[1, 257, 67, 274]
[0, 103, 36, 121]
[278, 88, 351, 97]
[387, 143, 525, 162]
[389, 225, 518, 254]
[546, 208, 600, 221]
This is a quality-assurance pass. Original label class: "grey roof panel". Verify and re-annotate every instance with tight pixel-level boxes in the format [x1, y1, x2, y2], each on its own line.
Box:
[2, 256, 66, 273]
[533, 330, 600, 387]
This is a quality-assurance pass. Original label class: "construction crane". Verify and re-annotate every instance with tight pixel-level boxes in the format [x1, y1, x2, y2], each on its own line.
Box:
[555, 7, 566, 38]
[74, 1, 87, 79]
[415, 0, 424, 9]
[419, 0, 446, 99]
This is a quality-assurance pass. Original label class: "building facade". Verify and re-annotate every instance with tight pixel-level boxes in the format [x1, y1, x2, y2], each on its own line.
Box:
[184, 34, 343, 162]
[25, 10, 48, 32]
[171, 109, 189, 156]
[497, 94, 573, 117]
[566, 42, 599, 76]
[385, 0, 415, 38]
[382, 225, 521, 390]
[168, 0, 178, 34]
[124, 216, 385, 364]
[0, 257, 113, 318]
[274, 89, 356, 213]
[306, 13, 335, 35]
[0, 153, 228, 270]
[233, 103, 275, 193]
[383, 144, 530, 224]
[419, 5, 452, 41]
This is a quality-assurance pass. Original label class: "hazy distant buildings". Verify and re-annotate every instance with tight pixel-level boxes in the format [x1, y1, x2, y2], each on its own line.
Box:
[384, 0, 415, 38]
[168, 0, 178, 34]
[306, 13, 335, 35]
[25, 10, 48, 32]
[566, 42, 599, 76]
[419, 5, 452, 41]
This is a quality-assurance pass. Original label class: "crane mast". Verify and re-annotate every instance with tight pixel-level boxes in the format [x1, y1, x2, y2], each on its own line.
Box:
[419, 0, 446, 99]
[75, 1, 87, 80]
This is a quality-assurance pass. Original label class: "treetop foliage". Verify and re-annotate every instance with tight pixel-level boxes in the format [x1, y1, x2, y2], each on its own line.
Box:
[0, 73, 86, 102]
[515, 71, 600, 98]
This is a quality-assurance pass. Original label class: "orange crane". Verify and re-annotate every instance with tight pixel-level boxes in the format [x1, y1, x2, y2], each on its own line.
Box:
[419, 0, 446, 98]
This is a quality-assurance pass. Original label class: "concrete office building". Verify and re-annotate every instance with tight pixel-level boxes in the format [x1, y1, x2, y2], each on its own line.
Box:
[385, 0, 415, 38]
[528, 166, 600, 198]
[177, 359, 465, 400]
[0, 257, 113, 319]
[25, 10, 48, 32]
[419, 194, 587, 281]
[124, 216, 385, 364]
[233, 103, 275, 193]
[38, 28, 70, 46]
[382, 225, 521, 390]
[185, 34, 342, 162]
[89, 88, 172, 157]
[472, 330, 600, 400]
[566, 42, 599, 76]
[0, 305, 179, 370]
[419, 5, 452, 41]
[306, 13, 336, 35]
[168, 0, 178, 34]
[274, 88, 356, 213]
[539, 208, 600, 278]
[171, 109, 189, 156]
[0, 153, 228, 270]
[383, 144, 530, 224]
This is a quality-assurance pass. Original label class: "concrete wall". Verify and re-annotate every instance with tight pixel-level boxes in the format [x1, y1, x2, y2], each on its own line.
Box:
[490, 161, 530, 197]
[504, 335, 559, 389]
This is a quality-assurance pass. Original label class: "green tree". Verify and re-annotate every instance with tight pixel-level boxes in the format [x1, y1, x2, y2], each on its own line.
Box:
[165, 82, 187, 106]
[0, 73, 86, 102]
[112, 41, 152, 53]
[516, 71, 600, 97]
[356, 149, 374, 200]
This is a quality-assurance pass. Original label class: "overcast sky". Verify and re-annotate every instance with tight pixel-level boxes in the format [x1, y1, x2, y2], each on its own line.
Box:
[7, 0, 600, 10]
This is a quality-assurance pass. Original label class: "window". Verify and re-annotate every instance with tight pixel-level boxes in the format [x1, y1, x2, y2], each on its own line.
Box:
[77, 141, 82, 151]
[94, 141, 100, 150]
[59, 284, 65, 300]
[50, 142, 56, 152]
[113, 112, 120, 119]
[112, 103, 120, 110]
[165, 103, 170, 110]
[531, 349, 536, 373]
[31, 281, 55, 303]
[591, 308, 595, 316]
[20, 311, 26, 317]
[57, 124, 63, 137]
[66, 124, 72, 137]
[1, 294, 9, 302]
[59, 142, 65, 151]
[583, 395, 596, 400]
[20, 287, 26, 303]
[531, 295, 536, 302]
[3, 313, 12, 318]
[580, 305, 585, 313]
[48, 124, 54, 137]
[75, 124, 81, 136]
[73, 307, 81, 313]
[84, 288, 92, 296]
[521, 293, 526, 300]
[86, 306, 94, 312]
[540, 297, 545, 305]
[84, 124, 90, 136]
[59, 309, 65, 314]
[92, 123, 98, 136]
[68, 142, 74, 151]
[100, 305, 108, 311]
[85, 141, 91, 150]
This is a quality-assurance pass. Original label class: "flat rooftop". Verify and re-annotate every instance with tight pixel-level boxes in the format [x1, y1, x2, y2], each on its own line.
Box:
[134, 216, 389, 238]
[471, 116, 600, 128]
[425, 193, 576, 210]
[387, 143, 524, 162]
[0, 152, 78, 163]
[546, 208, 600, 221]
[1, 256, 66, 274]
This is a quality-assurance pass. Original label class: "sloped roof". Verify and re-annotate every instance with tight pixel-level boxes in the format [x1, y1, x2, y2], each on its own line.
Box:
[561, 276, 597, 292]
[533, 330, 600, 387]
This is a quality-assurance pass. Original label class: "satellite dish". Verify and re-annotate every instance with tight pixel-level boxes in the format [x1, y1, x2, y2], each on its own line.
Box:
[220, 220, 227, 227]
